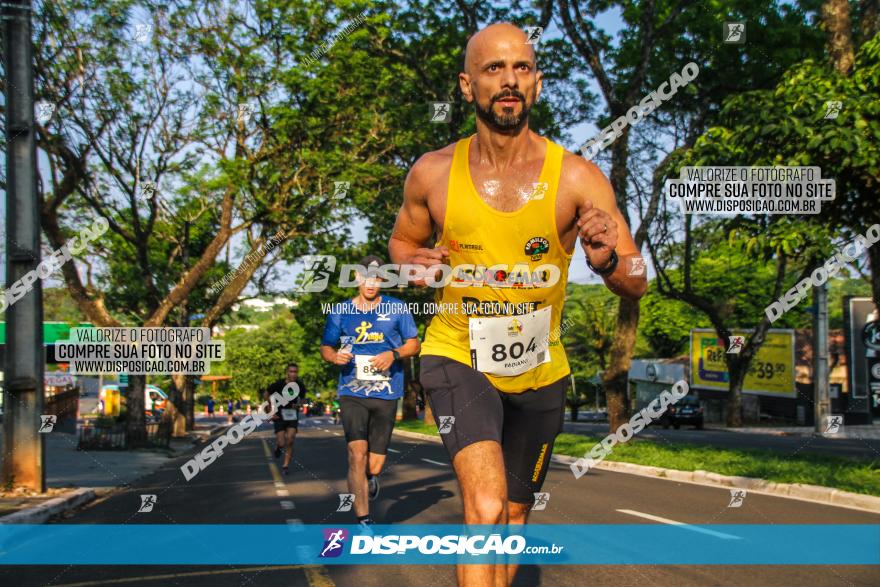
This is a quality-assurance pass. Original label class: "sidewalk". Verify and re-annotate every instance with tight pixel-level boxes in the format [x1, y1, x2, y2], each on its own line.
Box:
[704, 423, 880, 440]
[0, 417, 224, 521]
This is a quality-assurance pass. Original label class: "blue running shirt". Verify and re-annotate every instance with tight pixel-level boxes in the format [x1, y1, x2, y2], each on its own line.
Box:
[321, 296, 418, 400]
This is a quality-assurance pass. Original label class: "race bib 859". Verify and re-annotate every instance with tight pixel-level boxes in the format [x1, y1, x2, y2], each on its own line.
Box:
[354, 354, 391, 381]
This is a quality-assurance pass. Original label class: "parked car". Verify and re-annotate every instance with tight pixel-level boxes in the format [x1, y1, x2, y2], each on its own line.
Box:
[659, 394, 703, 429]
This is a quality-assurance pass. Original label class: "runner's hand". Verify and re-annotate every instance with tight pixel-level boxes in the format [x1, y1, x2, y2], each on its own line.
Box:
[334, 351, 354, 365]
[403, 246, 450, 287]
[577, 200, 618, 270]
[370, 351, 394, 372]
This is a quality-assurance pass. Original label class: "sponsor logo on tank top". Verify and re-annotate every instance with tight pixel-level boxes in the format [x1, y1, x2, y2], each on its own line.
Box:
[524, 237, 550, 261]
[354, 321, 385, 343]
[449, 240, 484, 252]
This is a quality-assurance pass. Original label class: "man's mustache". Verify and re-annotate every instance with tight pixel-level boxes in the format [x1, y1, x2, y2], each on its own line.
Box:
[492, 89, 526, 103]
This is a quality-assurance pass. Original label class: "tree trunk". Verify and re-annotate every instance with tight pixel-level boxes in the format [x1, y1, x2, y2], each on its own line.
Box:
[168, 374, 187, 437]
[725, 360, 747, 427]
[184, 375, 196, 431]
[126, 375, 148, 447]
[602, 297, 640, 432]
[571, 403, 579, 422]
[822, 0, 855, 74]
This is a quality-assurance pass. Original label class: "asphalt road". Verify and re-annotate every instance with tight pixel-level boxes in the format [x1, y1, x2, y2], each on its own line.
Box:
[563, 420, 880, 460]
[2, 416, 878, 587]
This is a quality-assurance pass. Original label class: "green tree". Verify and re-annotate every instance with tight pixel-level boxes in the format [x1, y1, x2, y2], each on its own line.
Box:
[217, 316, 336, 400]
[638, 289, 710, 358]
[555, 0, 826, 431]
[679, 31, 880, 305]
[17, 0, 403, 442]
[648, 216, 834, 425]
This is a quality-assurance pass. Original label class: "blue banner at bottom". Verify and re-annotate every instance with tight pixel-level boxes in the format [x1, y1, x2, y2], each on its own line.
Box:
[0, 525, 877, 565]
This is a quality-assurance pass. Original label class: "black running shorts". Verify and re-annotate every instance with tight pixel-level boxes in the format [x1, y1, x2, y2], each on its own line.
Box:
[419, 355, 567, 504]
[273, 418, 298, 433]
[339, 395, 399, 455]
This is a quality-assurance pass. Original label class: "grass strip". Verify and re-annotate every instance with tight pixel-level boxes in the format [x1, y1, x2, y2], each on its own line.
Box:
[396, 419, 880, 496]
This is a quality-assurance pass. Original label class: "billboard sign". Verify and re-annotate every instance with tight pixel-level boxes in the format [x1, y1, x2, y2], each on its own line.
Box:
[690, 329, 796, 397]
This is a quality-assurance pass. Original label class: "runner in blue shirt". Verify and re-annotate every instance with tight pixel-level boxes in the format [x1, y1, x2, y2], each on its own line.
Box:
[320, 255, 420, 526]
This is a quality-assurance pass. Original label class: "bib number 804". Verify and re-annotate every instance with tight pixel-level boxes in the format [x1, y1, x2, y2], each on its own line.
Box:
[491, 337, 538, 362]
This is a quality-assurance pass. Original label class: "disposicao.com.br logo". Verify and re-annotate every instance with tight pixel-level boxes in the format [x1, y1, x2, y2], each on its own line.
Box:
[318, 527, 563, 559]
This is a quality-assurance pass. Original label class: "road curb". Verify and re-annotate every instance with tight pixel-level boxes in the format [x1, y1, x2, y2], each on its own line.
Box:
[191, 423, 231, 445]
[394, 428, 880, 513]
[393, 429, 442, 443]
[550, 454, 880, 513]
[0, 488, 97, 524]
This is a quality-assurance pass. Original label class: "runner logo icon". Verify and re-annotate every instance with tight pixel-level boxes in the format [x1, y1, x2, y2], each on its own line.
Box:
[532, 492, 550, 511]
[38, 415, 57, 433]
[727, 335, 745, 354]
[320, 528, 348, 558]
[336, 493, 355, 512]
[438, 416, 455, 434]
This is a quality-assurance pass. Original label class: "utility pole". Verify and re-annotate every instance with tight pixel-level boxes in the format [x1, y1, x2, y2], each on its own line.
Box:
[813, 282, 830, 433]
[2, 0, 45, 491]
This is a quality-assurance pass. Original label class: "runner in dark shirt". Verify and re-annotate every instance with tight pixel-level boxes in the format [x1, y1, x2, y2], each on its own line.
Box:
[264, 362, 308, 475]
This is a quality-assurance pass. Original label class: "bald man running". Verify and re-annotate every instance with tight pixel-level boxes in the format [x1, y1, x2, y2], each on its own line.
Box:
[390, 22, 647, 586]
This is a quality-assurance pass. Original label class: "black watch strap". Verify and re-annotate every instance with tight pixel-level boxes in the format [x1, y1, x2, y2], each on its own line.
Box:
[588, 250, 618, 276]
[392, 350, 401, 361]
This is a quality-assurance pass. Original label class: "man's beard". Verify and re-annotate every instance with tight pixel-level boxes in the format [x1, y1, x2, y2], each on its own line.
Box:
[474, 89, 532, 133]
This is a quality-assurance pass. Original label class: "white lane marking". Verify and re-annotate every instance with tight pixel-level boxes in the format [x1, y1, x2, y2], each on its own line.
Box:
[280, 500, 295, 510]
[387, 448, 401, 454]
[616, 509, 741, 540]
[276, 489, 290, 496]
[332, 432, 342, 436]
[274, 482, 285, 488]
[421, 458, 447, 467]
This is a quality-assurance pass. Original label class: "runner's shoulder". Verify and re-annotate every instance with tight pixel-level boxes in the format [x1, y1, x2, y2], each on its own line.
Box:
[559, 148, 608, 185]
[406, 143, 457, 197]
[558, 148, 614, 205]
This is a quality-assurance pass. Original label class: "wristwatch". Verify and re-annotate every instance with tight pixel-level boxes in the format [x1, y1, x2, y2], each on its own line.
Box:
[392, 350, 401, 361]
[587, 250, 618, 276]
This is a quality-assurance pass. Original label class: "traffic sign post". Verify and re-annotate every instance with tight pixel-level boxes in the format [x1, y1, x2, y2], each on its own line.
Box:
[843, 297, 877, 423]
[813, 282, 830, 433]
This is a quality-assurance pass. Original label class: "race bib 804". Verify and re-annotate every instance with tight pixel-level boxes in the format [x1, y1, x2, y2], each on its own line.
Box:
[469, 306, 551, 376]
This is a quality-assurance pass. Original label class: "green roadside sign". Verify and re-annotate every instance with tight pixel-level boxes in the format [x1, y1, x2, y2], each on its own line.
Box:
[0, 322, 94, 344]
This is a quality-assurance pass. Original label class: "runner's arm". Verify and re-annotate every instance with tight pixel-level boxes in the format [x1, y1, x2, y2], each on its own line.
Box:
[295, 380, 308, 407]
[370, 337, 420, 371]
[389, 155, 449, 284]
[321, 344, 352, 365]
[394, 337, 420, 359]
[320, 313, 352, 365]
[569, 158, 647, 300]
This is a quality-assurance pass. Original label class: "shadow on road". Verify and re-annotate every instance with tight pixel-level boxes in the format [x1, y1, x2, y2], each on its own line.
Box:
[383, 483, 456, 523]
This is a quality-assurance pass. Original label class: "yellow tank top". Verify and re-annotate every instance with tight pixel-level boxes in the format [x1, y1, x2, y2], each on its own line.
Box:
[421, 134, 573, 393]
